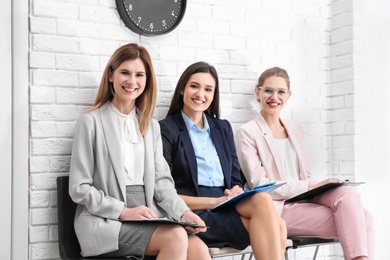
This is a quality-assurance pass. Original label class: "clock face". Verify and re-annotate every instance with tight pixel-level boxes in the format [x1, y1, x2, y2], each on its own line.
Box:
[116, 0, 187, 36]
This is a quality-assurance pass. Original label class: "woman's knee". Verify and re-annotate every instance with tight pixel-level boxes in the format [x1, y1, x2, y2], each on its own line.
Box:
[250, 192, 274, 207]
[155, 225, 188, 247]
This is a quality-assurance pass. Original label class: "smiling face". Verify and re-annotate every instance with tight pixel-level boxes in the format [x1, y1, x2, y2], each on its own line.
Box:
[255, 76, 291, 116]
[109, 58, 146, 113]
[181, 72, 216, 118]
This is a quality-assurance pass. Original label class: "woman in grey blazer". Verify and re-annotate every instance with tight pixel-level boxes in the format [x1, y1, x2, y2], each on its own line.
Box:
[69, 43, 210, 260]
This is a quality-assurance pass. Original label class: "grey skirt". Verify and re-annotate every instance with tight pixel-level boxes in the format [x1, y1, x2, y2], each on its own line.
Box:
[97, 185, 159, 259]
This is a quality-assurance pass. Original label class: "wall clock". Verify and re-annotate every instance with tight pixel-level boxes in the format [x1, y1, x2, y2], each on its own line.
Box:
[116, 0, 187, 36]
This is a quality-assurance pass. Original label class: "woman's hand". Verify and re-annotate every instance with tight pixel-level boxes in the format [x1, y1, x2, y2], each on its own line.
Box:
[119, 205, 157, 220]
[224, 185, 243, 199]
[180, 210, 207, 234]
[309, 177, 343, 190]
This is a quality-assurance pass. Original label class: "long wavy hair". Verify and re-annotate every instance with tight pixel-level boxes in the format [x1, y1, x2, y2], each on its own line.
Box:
[85, 43, 157, 135]
[166, 61, 220, 118]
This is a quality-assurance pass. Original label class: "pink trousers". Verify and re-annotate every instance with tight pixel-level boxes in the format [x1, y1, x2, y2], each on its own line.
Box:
[281, 186, 374, 260]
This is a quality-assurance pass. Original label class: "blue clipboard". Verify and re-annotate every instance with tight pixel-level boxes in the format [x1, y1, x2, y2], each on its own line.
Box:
[211, 182, 286, 210]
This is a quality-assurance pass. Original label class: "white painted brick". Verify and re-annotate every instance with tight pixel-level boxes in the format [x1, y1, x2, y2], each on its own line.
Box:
[153, 60, 178, 77]
[30, 191, 50, 208]
[49, 156, 71, 172]
[33, 0, 79, 19]
[329, 81, 354, 96]
[79, 5, 119, 24]
[331, 148, 354, 161]
[330, 54, 353, 69]
[231, 22, 261, 38]
[57, 19, 99, 38]
[217, 65, 247, 80]
[159, 46, 196, 62]
[30, 52, 56, 69]
[332, 26, 353, 43]
[230, 51, 261, 66]
[99, 0, 114, 8]
[29, 226, 49, 243]
[31, 174, 59, 191]
[292, 28, 321, 43]
[247, 38, 278, 53]
[30, 17, 56, 34]
[331, 40, 353, 56]
[31, 139, 73, 155]
[33, 70, 78, 87]
[79, 72, 101, 87]
[56, 122, 76, 138]
[31, 208, 58, 225]
[31, 242, 59, 260]
[196, 49, 230, 64]
[56, 54, 100, 71]
[197, 19, 230, 35]
[231, 80, 256, 95]
[214, 35, 246, 50]
[331, 67, 354, 83]
[332, 0, 353, 16]
[277, 14, 305, 28]
[56, 88, 97, 104]
[30, 156, 50, 173]
[31, 105, 81, 121]
[332, 12, 355, 29]
[263, 25, 291, 41]
[277, 40, 306, 55]
[31, 122, 56, 138]
[99, 23, 137, 41]
[262, 0, 291, 13]
[292, 1, 321, 17]
[248, 9, 276, 25]
[178, 32, 213, 48]
[32, 34, 79, 53]
[49, 225, 58, 242]
[30, 86, 56, 104]
[332, 135, 354, 148]
[213, 5, 246, 22]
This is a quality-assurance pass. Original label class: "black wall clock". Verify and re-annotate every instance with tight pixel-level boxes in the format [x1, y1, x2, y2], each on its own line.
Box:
[116, 0, 187, 36]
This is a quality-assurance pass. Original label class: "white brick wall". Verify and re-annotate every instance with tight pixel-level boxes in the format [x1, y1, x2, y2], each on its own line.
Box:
[28, 0, 368, 259]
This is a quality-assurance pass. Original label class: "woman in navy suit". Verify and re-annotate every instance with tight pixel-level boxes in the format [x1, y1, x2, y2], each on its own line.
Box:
[159, 61, 287, 260]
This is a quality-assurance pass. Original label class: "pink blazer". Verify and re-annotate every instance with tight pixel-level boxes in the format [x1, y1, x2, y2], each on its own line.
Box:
[235, 113, 312, 213]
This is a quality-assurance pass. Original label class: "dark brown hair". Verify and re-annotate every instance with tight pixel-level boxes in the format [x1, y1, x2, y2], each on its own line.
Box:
[166, 61, 220, 118]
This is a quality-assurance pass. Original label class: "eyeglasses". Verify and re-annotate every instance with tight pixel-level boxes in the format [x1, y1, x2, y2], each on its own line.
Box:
[257, 86, 289, 98]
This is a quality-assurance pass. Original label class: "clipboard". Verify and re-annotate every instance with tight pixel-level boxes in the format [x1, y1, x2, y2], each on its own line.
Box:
[212, 182, 286, 210]
[120, 217, 209, 228]
[284, 181, 365, 204]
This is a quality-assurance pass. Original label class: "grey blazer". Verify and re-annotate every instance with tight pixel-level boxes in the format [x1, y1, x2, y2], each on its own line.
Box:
[69, 102, 189, 257]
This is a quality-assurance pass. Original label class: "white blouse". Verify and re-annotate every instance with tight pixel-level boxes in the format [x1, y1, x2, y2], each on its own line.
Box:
[110, 103, 144, 186]
[274, 137, 299, 182]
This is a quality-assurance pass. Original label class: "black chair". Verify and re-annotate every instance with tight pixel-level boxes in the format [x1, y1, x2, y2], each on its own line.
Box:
[57, 176, 128, 260]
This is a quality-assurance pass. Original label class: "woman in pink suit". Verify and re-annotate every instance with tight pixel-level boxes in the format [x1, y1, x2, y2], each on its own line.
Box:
[235, 67, 374, 260]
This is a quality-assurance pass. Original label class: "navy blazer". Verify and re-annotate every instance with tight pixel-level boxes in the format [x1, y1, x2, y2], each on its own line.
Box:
[159, 112, 242, 197]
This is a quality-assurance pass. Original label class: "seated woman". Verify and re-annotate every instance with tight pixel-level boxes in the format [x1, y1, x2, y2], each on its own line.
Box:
[159, 61, 287, 260]
[69, 43, 211, 260]
[235, 66, 374, 260]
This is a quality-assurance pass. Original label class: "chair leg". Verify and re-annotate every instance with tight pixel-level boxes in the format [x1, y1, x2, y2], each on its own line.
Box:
[285, 250, 289, 260]
[312, 245, 319, 260]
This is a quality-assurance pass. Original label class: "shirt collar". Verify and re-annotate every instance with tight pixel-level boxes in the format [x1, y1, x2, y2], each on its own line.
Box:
[181, 111, 210, 132]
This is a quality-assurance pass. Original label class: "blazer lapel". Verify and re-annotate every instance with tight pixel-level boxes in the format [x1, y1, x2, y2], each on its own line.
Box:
[99, 103, 126, 200]
[173, 113, 199, 187]
[255, 113, 285, 180]
[208, 116, 230, 186]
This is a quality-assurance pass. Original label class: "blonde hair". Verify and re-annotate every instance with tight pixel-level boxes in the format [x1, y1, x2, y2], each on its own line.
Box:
[85, 43, 157, 135]
[257, 67, 290, 90]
